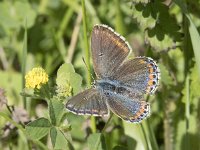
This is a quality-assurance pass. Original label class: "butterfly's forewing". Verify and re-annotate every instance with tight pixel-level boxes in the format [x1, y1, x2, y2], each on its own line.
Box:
[66, 89, 109, 116]
[113, 57, 160, 95]
[91, 25, 130, 78]
[106, 94, 150, 123]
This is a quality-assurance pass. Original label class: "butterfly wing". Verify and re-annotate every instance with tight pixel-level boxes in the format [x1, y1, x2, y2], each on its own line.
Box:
[106, 94, 150, 123]
[113, 57, 160, 95]
[66, 88, 109, 116]
[91, 24, 131, 78]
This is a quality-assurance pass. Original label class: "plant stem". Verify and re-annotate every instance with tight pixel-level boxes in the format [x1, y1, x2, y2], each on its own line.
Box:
[185, 75, 190, 150]
[66, 11, 82, 63]
[6, 104, 12, 114]
[94, 114, 113, 150]
[56, 8, 74, 61]
[102, 113, 114, 133]
[81, 0, 96, 133]
[91, 116, 96, 133]
[22, 19, 27, 109]
[140, 123, 149, 150]
[20, 92, 45, 100]
[147, 119, 159, 150]
[81, 0, 91, 84]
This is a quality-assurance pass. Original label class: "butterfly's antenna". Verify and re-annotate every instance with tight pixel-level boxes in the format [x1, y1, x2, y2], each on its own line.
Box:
[82, 57, 96, 85]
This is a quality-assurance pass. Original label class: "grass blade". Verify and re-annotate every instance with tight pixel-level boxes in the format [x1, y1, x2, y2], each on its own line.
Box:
[81, 0, 96, 133]
[186, 16, 200, 78]
[22, 18, 27, 109]
[146, 120, 159, 150]
[175, 0, 200, 78]
[185, 75, 190, 149]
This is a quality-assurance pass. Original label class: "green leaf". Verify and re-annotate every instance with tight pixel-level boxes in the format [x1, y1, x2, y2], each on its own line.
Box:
[87, 133, 106, 150]
[15, 1, 37, 28]
[65, 113, 85, 140]
[186, 16, 200, 78]
[174, 0, 200, 78]
[159, 64, 173, 86]
[182, 64, 200, 103]
[181, 64, 200, 103]
[57, 63, 75, 74]
[132, 3, 156, 29]
[132, 1, 182, 51]
[25, 118, 51, 140]
[0, 1, 20, 29]
[50, 127, 69, 150]
[56, 63, 82, 96]
[0, 1, 36, 30]
[190, 64, 200, 98]
[123, 121, 146, 150]
[145, 27, 177, 51]
[49, 98, 64, 126]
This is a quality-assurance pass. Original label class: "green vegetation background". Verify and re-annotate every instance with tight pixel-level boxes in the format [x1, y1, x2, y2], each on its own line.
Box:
[0, 0, 200, 150]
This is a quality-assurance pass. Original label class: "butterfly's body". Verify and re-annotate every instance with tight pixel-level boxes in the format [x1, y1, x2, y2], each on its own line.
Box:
[96, 79, 125, 95]
[96, 79, 139, 99]
[66, 24, 160, 123]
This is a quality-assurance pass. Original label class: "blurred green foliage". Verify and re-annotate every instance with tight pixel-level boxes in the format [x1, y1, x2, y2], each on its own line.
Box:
[0, 0, 200, 150]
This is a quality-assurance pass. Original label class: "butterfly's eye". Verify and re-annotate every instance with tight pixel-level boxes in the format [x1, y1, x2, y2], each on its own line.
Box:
[104, 92, 111, 97]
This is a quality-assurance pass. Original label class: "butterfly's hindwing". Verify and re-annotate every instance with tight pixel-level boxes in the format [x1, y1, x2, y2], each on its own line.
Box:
[106, 94, 150, 123]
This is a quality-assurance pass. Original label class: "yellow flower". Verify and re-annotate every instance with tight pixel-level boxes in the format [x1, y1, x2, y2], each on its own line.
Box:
[56, 81, 72, 97]
[25, 67, 48, 89]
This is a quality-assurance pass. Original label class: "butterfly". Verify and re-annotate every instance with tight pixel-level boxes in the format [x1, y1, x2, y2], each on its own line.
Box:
[66, 24, 160, 123]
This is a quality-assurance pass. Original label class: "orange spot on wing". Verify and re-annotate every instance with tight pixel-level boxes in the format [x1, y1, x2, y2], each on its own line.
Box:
[148, 80, 153, 86]
[130, 110, 144, 120]
[149, 68, 154, 73]
[149, 74, 154, 80]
